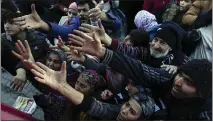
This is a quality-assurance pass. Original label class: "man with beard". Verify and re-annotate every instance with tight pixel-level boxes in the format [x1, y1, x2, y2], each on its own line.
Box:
[78, 22, 188, 72]
[64, 30, 212, 120]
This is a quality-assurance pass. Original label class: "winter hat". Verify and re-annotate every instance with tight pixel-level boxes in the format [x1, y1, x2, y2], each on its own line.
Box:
[69, 2, 78, 12]
[178, 59, 212, 98]
[79, 70, 106, 90]
[131, 93, 155, 120]
[154, 27, 181, 51]
[1, 9, 22, 22]
[129, 29, 150, 47]
[47, 49, 67, 65]
[134, 10, 158, 32]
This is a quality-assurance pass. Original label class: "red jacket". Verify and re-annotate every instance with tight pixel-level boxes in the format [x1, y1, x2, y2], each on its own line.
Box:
[143, 0, 171, 14]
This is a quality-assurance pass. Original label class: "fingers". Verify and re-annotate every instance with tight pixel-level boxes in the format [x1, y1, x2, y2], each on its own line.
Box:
[31, 69, 44, 79]
[29, 62, 46, 74]
[31, 4, 37, 14]
[61, 61, 67, 73]
[11, 51, 24, 61]
[36, 62, 49, 71]
[68, 38, 83, 46]
[24, 40, 31, 52]
[17, 40, 27, 53]
[68, 34, 85, 43]
[14, 21, 26, 26]
[97, 19, 104, 30]
[15, 42, 24, 55]
[73, 30, 93, 41]
[13, 16, 25, 22]
[69, 46, 84, 52]
[93, 32, 101, 44]
[34, 77, 46, 84]
[78, 27, 91, 33]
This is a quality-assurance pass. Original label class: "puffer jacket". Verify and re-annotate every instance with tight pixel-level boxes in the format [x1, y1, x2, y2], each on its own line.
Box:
[182, 0, 212, 26]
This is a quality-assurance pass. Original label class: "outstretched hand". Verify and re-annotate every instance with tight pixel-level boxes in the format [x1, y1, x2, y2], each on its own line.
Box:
[50, 36, 70, 52]
[28, 60, 67, 91]
[13, 4, 47, 31]
[78, 19, 112, 46]
[68, 30, 105, 58]
[12, 40, 35, 70]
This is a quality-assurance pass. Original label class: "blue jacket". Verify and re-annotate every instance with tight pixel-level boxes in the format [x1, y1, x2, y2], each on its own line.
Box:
[47, 16, 80, 42]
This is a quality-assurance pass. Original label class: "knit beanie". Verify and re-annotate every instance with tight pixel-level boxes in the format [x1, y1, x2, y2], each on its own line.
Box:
[131, 93, 155, 120]
[129, 29, 150, 47]
[178, 59, 212, 98]
[69, 2, 78, 12]
[79, 70, 106, 90]
[47, 49, 67, 65]
[134, 10, 158, 32]
[154, 27, 181, 51]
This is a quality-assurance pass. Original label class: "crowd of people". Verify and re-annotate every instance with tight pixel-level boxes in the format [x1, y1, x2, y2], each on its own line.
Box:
[1, 0, 212, 121]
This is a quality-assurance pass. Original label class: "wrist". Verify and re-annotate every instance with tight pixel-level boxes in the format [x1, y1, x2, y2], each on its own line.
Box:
[98, 47, 106, 58]
[40, 21, 50, 32]
[104, 33, 112, 46]
[80, 55, 86, 63]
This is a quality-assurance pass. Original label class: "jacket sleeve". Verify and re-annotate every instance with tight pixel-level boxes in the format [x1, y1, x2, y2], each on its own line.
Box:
[107, 39, 145, 60]
[83, 56, 107, 76]
[102, 10, 121, 31]
[77, 95, 120, 120]
[182, 1, 204, 26]
[101, 49, 173, 88]
[47, 16, 80, 41]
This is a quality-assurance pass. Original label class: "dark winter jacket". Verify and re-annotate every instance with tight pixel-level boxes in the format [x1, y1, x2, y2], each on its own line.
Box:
[1, 30, 49, 75]
[98, 48, 212, 120]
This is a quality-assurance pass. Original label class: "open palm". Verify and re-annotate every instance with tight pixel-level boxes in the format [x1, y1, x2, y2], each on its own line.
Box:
[12, 40, 35, 70]
[69, 30, 103, 57]
[13, 4, 42, 30]
[79, 19, 110, 45]
[30, 61, 67, 91]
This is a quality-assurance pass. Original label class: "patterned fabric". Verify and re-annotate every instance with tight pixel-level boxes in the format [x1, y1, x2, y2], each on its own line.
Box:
[79, 70, 106, 89]
[134, 10, 159, 31]
[131, 93, 155, 120]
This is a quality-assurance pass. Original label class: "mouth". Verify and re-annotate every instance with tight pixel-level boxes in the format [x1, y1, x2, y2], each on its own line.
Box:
[117, 113, 124, 121]
[172, 87, 180, 93]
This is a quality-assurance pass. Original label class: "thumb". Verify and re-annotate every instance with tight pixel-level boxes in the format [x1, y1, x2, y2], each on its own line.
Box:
[93, 32, 100, 43]
[98, 19, 104, 30]
[61, 61, 67, 73]
[31, 4, 38, 15]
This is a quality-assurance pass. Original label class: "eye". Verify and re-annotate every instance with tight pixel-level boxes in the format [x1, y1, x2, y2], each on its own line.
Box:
[125, 102, 130, 107]
[130, 108, 136, 115]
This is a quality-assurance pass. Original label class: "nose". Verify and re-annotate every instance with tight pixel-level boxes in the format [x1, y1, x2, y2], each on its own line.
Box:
[121, 107, 129, 115]
[152, 41, 160, 50]
[180, 1, 184, 5]
[174, 77, 183, 87]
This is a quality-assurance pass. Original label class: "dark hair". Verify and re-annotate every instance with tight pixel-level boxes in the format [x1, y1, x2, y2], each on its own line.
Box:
[2, 9, 22, 23]
[129, 29, 150, 47]
[77, 0, 95, 9]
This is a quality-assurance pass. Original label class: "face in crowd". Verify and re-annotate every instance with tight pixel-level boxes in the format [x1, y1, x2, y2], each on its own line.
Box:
[75, 74, 95, 95]
[149, 37, 171, 58]
[117, 99, 142, 121]
[179, 0, 192, 11]
[4, 20, 22, 36]
[46, 52, 61, 71]
[78, 2, 90, 23]
[171, 72, 197, 99]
